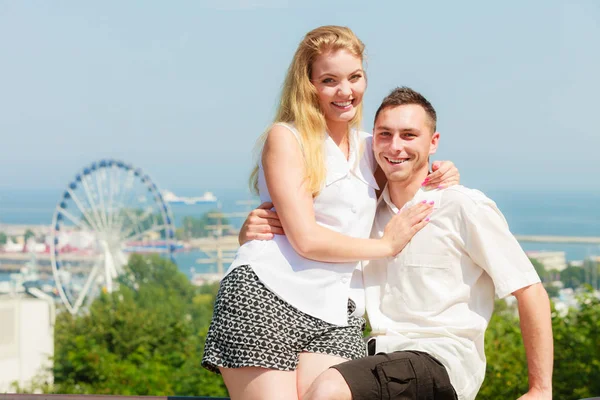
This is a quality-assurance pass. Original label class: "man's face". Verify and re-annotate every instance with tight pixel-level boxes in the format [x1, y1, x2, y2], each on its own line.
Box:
[373, 104, 440, 183]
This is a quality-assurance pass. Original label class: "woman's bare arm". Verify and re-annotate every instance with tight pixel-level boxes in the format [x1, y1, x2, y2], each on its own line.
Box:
[261, 125, 431, 263]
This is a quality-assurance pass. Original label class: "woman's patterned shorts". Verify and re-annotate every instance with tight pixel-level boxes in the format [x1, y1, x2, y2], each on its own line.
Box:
[201, 265, 367, 373]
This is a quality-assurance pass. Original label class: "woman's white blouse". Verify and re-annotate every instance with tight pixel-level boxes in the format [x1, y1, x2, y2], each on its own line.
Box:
[228, 123, 379, 326]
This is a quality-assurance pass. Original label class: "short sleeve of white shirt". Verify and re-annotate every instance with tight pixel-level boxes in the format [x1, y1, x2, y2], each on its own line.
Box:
[463, 196, 541, 299]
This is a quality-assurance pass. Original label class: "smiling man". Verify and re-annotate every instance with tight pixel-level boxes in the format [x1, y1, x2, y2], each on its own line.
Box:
[304, 87, 554, 400]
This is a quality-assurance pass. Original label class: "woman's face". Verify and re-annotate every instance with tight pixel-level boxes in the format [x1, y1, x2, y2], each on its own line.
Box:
[310, 49, 366, 125]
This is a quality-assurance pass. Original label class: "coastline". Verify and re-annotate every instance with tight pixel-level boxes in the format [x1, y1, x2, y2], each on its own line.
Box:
[1, 187, 599, 282]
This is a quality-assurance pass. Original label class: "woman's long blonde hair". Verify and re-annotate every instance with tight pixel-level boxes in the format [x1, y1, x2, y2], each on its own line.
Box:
[250, 25, 366, 197]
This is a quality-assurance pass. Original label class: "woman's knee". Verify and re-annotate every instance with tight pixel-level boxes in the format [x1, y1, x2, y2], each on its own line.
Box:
[303, 368, 352, 400]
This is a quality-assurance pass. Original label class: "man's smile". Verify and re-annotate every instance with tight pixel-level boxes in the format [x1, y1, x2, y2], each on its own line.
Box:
[384, 156, 410, 165]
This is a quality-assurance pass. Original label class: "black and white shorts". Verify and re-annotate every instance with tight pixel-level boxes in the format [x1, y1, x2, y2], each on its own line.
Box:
[201, 265, 367, 373]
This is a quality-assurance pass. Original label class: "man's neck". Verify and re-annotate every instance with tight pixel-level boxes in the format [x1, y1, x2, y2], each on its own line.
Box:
[387, 168, 430, 209]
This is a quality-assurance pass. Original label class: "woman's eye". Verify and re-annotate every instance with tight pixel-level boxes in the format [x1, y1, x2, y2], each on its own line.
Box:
[322, 78, 335, 84]
[350, 74, 362, 81]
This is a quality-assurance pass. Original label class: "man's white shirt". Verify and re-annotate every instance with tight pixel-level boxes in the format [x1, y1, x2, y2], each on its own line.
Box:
[363, 185, 540, 400]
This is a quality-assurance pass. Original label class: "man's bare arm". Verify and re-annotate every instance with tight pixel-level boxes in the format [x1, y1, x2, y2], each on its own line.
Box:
[513, 282, 553, 399]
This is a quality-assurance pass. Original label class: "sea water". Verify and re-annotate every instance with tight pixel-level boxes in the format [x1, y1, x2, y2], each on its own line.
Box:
[1, 187, 599, 281]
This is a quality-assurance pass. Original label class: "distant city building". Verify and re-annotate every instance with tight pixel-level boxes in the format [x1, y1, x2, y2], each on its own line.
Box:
[527, 251, 567, 272]
[570, 260, 584, 267]
[571, 256, 600, 268]
[0, 291, 55, 392]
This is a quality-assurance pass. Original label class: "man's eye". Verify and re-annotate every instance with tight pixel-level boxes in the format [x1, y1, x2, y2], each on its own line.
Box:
[379, 131, 391, 136]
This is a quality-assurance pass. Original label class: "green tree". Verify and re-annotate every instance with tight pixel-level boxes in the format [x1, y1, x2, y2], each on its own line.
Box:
[0, 231, 7, 245]
[479, 291, 600, 399]
[175, 227, 187, 240]
[478, 300, 529, 399]
[24, 229, 35, 242]
[529, 257, 548, 282]
[551, 288, 600, 399]
[581, 259, 600, 290]
[560, 265, 586, 289]
[543, 284, 560, 299]
[181, 210, 231, 238]
[49, 254, 227, 397]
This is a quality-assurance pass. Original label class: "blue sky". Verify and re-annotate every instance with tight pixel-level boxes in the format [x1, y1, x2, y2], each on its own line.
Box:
[0, 0, 598, 193]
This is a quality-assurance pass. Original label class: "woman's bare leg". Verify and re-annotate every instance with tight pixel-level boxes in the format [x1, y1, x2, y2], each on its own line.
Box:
[296, 353, 348, 399]
[220, 366, 298, 400]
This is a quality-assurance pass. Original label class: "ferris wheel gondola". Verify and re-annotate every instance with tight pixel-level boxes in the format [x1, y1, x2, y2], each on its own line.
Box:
[50, 159, 177, 314]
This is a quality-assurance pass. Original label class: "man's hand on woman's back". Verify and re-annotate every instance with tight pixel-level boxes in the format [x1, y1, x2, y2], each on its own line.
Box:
[238, 202, 284, 245]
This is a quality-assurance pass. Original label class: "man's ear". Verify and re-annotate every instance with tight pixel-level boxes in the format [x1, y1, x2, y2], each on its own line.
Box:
[429, 131, 440, 155]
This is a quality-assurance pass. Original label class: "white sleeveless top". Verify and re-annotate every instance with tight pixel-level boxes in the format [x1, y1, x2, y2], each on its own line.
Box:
[228, 123, 379, 326]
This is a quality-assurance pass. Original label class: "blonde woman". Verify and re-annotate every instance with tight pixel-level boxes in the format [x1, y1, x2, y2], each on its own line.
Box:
[202, 26, 459, 400]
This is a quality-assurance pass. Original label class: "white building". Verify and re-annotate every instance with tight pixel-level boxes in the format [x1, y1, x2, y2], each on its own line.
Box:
[526, 250, 567, 272]
[0, 290, 55, 393]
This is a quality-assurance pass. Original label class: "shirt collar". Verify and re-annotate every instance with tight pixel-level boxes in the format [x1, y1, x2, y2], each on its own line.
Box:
[325, 130, 380, 189]
[379, 184, 443, 214]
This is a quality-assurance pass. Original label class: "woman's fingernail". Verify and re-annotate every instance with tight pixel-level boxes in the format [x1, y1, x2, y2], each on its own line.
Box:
[429, 201, 435, 205]
[425, 217, 430, 222]
[421, 200, 428, 204]
[437, 185, 445, 189]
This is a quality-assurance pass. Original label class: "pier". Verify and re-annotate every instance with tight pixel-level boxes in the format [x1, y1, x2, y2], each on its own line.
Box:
[188, 234, 600, 249]
[514, 235, 600, 244]
[188, 235, 239, 251]
[2, 234, 599, 275]
[0, 252, 93, 275]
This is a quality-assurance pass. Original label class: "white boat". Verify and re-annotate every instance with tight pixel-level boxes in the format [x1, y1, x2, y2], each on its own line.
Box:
[161, 190, 218, 205]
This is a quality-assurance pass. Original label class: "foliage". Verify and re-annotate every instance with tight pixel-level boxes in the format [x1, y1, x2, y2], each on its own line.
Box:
[529, 257, 548, 282]
[561, 265, 586, 289]
[20, 253, 600, 398]
[178, 211, 231, 239]
[119, 209, 167, 239]
[478, 299, 529, 399]
[24, 229, 35, 242]
[582, 259, 600, 290]
[0, 231, 7, 245]
[479, 290, 600, 400]
[46, 254, 227, 397]
[543, 283, 560, 299]
[551, 288, 600, 399]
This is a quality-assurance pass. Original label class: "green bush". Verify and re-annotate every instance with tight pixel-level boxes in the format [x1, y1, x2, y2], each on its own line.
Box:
[48, 254, 227, 397]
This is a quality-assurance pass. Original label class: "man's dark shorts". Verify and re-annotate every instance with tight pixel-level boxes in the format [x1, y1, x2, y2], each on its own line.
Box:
[332, 350, 458, 400]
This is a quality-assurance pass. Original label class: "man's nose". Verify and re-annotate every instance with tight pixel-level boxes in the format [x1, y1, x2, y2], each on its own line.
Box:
[390, 136, 404, 152]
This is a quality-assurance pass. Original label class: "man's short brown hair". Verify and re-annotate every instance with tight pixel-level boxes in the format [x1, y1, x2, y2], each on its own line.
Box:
[374, 87, 437, 132]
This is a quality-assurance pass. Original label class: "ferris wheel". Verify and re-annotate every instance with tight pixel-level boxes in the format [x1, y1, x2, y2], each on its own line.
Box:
[50, 159, 177, 315]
